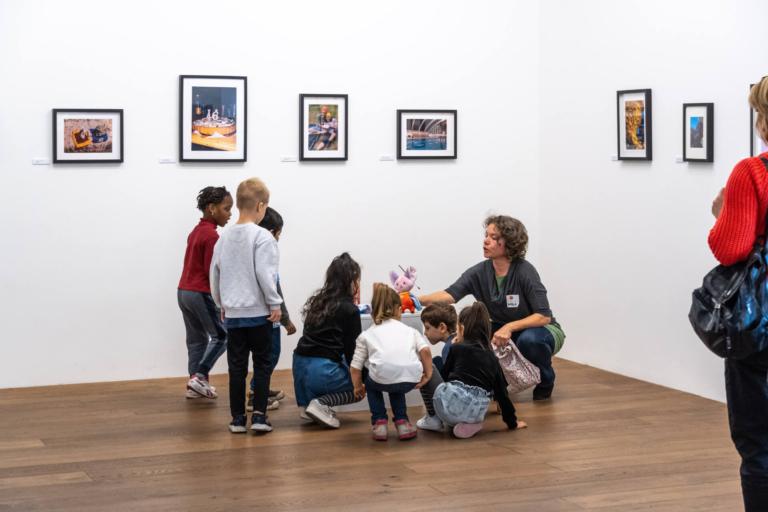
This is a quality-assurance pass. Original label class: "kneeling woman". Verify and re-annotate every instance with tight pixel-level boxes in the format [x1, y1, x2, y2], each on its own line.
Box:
[419, 302, 526, 438]
[292, 253, 363, 428]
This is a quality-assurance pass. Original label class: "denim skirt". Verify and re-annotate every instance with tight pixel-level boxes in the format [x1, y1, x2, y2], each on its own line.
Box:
[433, 380, 491, 425]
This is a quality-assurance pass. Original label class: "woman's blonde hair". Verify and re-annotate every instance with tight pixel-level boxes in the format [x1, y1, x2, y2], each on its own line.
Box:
[750, 78, 768, 145]
[371, 283, 401, 325]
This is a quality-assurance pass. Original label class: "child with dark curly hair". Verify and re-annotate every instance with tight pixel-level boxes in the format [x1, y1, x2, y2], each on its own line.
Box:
[178, 186, 233, 400]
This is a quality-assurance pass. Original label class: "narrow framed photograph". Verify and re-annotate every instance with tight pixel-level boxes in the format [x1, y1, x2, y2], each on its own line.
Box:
[299, 94, 348, 161]
[617, 89, 652, 161]
[751, 83, 768, 157]
[179, 75, 246, 162]
[52, 109, 123, 163]
[683, 103, 714, 163]
[397, 109, 457, 159]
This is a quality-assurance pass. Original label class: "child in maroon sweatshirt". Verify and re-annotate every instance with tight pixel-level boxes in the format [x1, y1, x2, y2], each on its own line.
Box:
[178, 186, 233, 399]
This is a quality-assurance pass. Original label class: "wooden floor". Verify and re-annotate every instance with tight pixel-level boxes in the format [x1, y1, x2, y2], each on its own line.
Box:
[0, 359, 743, 511]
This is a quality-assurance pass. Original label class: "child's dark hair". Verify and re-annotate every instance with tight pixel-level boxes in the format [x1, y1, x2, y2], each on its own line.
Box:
[421, 304, 458, 334]
[196, 186, 231, 212]
[259, 207, 284, 234]
[458, 302, 492, 349]
[303, 253, 361, 328]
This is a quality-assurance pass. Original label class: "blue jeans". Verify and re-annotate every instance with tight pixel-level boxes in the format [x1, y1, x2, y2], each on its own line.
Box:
[726, 351, 768, 511]
[364, 376, 416, 423]
[292, 354, 353, 407]
[500, 324, 556, 393]
[251, 326, 281, 392]
[177, 289, 227, 377]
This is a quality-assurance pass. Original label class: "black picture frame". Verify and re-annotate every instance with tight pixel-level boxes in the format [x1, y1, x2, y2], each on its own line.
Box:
[683, 103, 714, 163]
[397, 109, 457, 160]
[750, 83, 768, 157]
[52, 108, 124, 164]
[616, 89, 652, 161]
[179, 75, 247, 162]
[299, 93, 348, 161]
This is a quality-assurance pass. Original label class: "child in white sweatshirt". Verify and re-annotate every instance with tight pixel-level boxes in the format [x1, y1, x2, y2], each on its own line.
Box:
[350, 283, 432, 441]
[210, 178, 282, 435]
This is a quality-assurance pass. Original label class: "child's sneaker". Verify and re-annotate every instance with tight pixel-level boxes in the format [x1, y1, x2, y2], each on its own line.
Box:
[269, 389, 285, 401]
[187, 376, 217, 399]
[453, 422, 484, 439]
[185, 388, 200, 399]
[250, 414, 273, 434]
[395, 419, 417, 440]
[371, 419, 388, 441]
[305, 399, 340, 428]
[416, 414, 444, 432]
[228, 415, 247, 433]
[266, 397, 280, 411]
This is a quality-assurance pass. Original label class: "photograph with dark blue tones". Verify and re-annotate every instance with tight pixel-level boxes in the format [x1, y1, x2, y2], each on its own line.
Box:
[690, 116, 703, 148]
[406, 119, 447, 151]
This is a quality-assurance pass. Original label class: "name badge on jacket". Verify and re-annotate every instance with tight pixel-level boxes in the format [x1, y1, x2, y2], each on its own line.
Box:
[506, 294, 519, 308]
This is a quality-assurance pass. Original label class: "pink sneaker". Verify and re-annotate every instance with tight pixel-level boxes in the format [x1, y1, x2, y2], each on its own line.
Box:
[453, 422, 484, 439]
[371, 419, 388, 441]
[394, 419, 417, 441]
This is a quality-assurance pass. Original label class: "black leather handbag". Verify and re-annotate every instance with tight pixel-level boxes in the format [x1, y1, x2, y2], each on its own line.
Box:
[689, 157, 768, 359]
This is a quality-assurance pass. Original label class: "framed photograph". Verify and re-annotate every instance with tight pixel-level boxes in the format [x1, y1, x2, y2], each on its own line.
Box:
[683, 103, 714, 163]
[299, 94, 348, 161]
[617, 89, 652, 161]
[397, 110, 457, 159]
[751, 83, 768, 157]
[52, 109, 123, 163]
[179, 75, 246, 162]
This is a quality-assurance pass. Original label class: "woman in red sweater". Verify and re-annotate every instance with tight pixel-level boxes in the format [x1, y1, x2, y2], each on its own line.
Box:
[709, 77, 768, 512]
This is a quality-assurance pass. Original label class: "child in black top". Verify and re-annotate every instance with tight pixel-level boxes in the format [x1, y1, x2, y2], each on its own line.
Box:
[292, 253, 363, 428]
[418, 302, 527, 438]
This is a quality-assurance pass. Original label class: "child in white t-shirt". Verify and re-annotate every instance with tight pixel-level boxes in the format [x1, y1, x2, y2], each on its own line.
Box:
[351, 283, 432, 441]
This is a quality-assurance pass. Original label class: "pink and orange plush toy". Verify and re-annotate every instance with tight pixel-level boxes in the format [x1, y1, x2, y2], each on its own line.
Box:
[389, 266, 423, 314]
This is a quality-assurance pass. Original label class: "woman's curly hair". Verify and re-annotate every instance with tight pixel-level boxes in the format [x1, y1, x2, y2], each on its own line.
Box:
[484, 215, 528, 261]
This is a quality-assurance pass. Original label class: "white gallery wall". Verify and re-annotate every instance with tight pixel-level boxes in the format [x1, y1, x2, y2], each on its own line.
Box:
[0, 1, 541, 387]
[538, 0, 768, 402]
[3, 0, 765, 402]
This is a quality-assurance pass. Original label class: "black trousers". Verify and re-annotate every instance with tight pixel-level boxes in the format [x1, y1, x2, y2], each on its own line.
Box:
[726, 350, 768, 511]
[227, 324, 272, 418]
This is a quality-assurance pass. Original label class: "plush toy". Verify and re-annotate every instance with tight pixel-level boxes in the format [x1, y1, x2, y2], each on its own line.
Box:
[389, 266, 423, 313]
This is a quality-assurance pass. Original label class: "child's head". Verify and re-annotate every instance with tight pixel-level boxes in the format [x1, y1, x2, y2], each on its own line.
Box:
[258, 207, 284, 241]
[457, 302, 492, 349]
[371, 283, 402, 325]
[302, 253, 361, 327]
[196, 186, 233, 227]
[421, 304, 458, 344]
[236, 177, 270, 223]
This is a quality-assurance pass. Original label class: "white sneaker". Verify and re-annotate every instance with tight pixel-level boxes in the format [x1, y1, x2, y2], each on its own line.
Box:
[185, 388, 200, 399]
[269, 389, 286, 401]
[266, 398, 280, 411]
[305, 399, 340, 428]
[416, 415, 444, 432]
[187, 376, 218, 399]
[299, 408, 314, 422]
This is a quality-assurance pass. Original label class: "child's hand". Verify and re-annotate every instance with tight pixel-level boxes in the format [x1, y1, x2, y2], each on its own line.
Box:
[415, 371, 432, 389]
[353, 382, 366, 400]
[285, 321, 297, 335]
